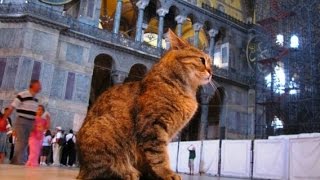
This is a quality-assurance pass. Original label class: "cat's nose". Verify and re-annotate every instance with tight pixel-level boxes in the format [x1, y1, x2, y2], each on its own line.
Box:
[207, 69, 212, 75]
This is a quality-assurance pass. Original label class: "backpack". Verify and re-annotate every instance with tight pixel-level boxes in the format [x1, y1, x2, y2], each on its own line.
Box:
[57, 136, 66, 146]
[66, 134, 75, 147]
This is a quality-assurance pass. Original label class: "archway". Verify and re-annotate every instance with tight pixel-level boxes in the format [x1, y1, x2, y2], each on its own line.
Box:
[207, 87, 225, 139]
[89, 54, 114, 108]
[124, 63, 148, 83]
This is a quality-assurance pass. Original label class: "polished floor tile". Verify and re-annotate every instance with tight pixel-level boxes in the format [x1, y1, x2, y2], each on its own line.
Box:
[0, 164, 247, 180]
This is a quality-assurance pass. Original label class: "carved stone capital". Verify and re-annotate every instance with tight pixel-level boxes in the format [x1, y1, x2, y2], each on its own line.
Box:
[136, 0, 150, 10]
[142, 23, 148, 30]
[175, 15, 187, 24]
[208, 29, 219, 38]
[111, 70, 128, 84]
[193, 23, 203, 32]
[157, 8, 169, 17]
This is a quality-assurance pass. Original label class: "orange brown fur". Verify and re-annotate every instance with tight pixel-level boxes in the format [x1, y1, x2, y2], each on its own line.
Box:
[77, 30, 212, 180]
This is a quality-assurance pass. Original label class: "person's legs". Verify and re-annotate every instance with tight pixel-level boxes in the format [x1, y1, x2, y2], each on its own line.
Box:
[0, 132, 7, 163]
[0, 153, 5, 163]
[11, 119, 33, 165]
[60, 146, 68, 166]
[9, 143, 14, 160]
[52, 144, 61, 166]
[11, 123, 26, 164]
[26, 137, 42, 166]
[68, 147, 76, 166]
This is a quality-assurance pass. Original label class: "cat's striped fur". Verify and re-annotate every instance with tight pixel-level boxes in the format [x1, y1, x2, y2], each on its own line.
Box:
[77, 30, 212, 180]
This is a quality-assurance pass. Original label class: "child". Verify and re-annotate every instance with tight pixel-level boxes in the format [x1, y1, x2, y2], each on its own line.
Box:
[40, 130, 52, 166]
[26, 105, 50, 167]
[0, 111, 11, 164]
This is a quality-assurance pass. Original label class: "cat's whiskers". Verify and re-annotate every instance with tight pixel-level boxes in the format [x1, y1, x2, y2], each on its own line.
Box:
[209, 80, 223, 102]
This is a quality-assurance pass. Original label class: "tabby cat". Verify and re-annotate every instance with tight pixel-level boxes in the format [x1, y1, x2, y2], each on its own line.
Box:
[77, 30, 213, 180]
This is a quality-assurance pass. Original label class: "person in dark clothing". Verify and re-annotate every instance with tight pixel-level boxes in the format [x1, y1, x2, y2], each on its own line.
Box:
[188, 144, 196, 175]
[60, 129, 76, 167]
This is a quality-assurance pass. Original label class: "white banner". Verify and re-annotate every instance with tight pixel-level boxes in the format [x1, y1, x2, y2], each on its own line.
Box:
[168, 142, 178, 171]
[221, 140, 252, 178]
[200, 140, 219, 175]
[253, 139, 289, 179]
[177, 141, 201, 174]
[289, 137, 320, 180]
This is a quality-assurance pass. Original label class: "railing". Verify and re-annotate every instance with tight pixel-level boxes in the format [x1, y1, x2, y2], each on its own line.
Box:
[0, 2, 253, 85]
[201, 3, 250, 28]
[0, 2, 162, 57]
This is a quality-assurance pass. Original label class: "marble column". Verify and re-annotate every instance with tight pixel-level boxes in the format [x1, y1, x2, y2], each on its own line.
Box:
[175, 15, 187, 37]
[111, 70, 127, 84]
[141, 23, 148, 42]
[208, 29, 218, 59]
[113, 0, 123, 34]
[199, 88, 211, 140]
[156, 8, 169, 48]
[193, 23, 203, 48]
[135, 0, 150, 42]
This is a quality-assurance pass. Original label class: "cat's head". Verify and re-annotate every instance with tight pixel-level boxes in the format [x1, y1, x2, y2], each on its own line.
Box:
[162, 30, 213, 87]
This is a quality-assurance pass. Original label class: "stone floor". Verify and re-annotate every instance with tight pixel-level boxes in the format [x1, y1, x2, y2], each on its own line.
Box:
[0, 164, 248, 180]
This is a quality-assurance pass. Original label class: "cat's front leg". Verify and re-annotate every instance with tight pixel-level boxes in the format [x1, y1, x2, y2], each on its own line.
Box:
[140, 127, 181, 180]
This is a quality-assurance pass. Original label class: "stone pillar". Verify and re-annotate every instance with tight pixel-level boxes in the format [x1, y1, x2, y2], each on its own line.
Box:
[193, 23, 203, 48]
[111, 70, 127, 84]
[113, 0, 123, 34]
[135, 0, 149, 42]
[156, 8, 169, 48]
[199, 89, 211, 140]
[175, 15, 187, 37]
[141, 23, 148, 42]
[208, 29, 218, 59]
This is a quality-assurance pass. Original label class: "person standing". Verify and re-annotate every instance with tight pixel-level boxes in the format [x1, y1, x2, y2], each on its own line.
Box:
[2, 80, 41, 165]
[52, 126, 63, 166]
[0, 113, 10, 163]
[188, 144, 196, 175]
[61, 129, 76, 167]
[26, 105, 50, 167]
[40, 130, 52, 166]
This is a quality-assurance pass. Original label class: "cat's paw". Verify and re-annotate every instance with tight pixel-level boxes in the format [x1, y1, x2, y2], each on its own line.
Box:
[163, 173, 181, 180]
[124, 172, 140, 180]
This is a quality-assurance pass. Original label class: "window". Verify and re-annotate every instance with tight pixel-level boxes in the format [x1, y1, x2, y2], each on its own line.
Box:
[265, 65, 286, 94]
[276, 34, 284, 46]
[290, 35, 299, 48]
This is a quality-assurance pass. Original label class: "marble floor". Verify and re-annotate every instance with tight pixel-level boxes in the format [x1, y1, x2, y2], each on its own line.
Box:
[0, 164, 248, 180]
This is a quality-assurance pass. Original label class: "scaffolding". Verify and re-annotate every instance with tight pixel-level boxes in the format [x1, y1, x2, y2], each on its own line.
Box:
[250, 0, 320, 138]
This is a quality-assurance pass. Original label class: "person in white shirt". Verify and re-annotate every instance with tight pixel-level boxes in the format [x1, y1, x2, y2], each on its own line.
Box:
[271, 116, 284, 135]
[52, 126, 62, 166]
[61, 129, 76, 167]
[40, 130, 52, 166]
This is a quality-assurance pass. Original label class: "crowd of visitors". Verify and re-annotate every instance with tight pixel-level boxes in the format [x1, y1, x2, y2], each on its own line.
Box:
[0, 80, 77, 167]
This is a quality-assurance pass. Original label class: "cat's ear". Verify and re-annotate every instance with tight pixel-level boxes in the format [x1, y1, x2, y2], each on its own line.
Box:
[167, 29, 189, 50]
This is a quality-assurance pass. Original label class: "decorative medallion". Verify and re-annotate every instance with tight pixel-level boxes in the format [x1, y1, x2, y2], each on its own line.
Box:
[246, 34, 270, 73]
[39, 0, 73, 5]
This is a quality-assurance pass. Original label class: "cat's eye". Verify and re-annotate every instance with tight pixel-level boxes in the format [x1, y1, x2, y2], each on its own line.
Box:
[200, 57, 206, 65]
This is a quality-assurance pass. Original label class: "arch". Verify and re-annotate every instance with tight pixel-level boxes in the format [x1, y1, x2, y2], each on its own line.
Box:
[214, 26, 227, 44]
[124, 63, 148, 83]
[99, 0, 138, 37]
[207, 87, 225, 139]
[164, 5, 180, 32]
[89, 54, 114, 108]
[203, 20, 213, 31]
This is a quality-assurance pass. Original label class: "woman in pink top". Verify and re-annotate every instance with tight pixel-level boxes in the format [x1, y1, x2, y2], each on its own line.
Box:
[26, 105, 50, 167]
